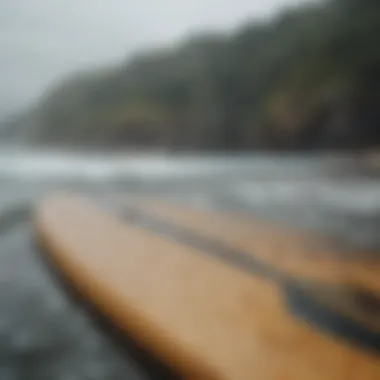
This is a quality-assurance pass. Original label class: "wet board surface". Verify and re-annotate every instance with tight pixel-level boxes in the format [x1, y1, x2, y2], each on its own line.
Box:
[35, 194, 380, 379]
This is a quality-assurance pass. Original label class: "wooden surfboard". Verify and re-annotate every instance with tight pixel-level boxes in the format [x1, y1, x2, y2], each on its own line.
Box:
[35, 194, 380, 379]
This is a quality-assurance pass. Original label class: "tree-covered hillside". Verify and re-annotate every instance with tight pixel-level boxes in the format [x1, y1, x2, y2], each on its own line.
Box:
[20, 0, 380, 151]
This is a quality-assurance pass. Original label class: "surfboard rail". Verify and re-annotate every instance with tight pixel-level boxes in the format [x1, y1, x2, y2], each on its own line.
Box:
[34, 194, 380, 380]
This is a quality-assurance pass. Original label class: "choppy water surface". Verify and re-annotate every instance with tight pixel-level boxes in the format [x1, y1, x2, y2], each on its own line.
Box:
[0, 149, 379, 379]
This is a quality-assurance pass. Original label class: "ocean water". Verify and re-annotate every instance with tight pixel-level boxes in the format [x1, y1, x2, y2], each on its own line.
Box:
[0, 149, 378, 378]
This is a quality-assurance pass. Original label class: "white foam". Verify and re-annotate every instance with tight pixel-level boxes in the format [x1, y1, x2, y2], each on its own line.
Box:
[233, 180, 380, 214]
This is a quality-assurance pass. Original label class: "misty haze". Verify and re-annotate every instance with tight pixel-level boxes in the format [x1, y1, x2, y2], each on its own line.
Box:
[0, 0, 307, 117]
[0, 0, 379, 379]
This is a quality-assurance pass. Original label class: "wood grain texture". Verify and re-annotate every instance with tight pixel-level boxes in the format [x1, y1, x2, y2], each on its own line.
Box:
[35, 194, 380, 379]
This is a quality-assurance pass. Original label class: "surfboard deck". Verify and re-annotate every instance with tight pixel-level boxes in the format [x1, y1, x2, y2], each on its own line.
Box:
[35, 194, 380, 379]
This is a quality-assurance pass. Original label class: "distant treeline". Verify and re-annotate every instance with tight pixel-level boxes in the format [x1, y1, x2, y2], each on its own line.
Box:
[16, 0, 380, 151]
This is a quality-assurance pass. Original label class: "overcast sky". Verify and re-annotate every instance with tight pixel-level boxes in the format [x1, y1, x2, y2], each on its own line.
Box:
[0, 0, 309, 117]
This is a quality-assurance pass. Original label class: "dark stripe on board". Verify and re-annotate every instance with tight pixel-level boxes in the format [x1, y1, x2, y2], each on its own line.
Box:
[122, 206, 284, 282]
[122, 206, 380, 355]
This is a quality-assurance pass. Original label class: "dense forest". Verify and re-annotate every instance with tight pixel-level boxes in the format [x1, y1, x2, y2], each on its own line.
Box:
[15, 0, 380, 151]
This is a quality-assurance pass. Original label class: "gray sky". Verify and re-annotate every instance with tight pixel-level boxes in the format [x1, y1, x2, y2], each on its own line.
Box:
[0, 0, 309, 117]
